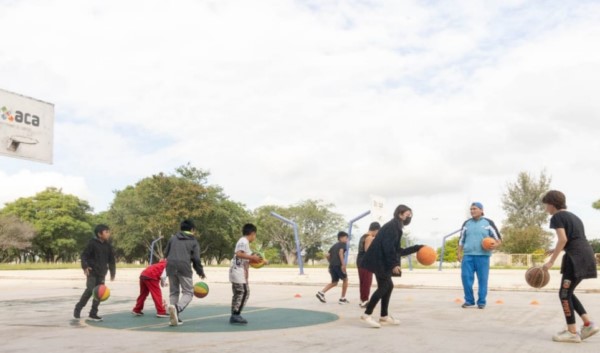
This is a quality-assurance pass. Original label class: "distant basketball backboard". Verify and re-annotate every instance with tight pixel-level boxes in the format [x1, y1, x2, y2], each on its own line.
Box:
[370, 194, 386, 223]
[0, 88, 54, 164]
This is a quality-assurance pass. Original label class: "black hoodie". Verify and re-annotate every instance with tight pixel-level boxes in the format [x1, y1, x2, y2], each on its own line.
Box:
[360, 218, 421, 276]
[81, 237, 116, 278]
[164, 231, 204, 277]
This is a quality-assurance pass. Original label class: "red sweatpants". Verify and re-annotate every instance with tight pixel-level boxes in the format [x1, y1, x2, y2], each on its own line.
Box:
[133, 278, 166, 315]
[358, 267, 373, 302]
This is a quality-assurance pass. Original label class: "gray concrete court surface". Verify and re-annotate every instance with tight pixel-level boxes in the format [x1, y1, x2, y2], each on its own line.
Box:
[1, 266, 600, 353]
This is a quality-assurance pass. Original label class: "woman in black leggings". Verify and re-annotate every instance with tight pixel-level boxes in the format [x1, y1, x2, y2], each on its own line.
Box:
[542, 190, 599, 343]
[359, 204, 422, 328]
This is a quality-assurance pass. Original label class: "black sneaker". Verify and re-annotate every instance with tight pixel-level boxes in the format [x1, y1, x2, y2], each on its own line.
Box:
[478, 305, 486, 309]
[461, 303, 475, 308]
[73, 307, 81, 319]
[230, 315, 248, 325]
[87, 314, 103, 322]
[338, 298, 350, 305]
[316, 291, 326, 303]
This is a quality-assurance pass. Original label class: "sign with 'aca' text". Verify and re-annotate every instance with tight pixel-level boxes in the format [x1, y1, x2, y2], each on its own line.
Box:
[0, 88, 54, 164]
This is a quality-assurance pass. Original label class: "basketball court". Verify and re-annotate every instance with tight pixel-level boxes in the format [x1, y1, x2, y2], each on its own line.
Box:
[2, 267, 600, 353]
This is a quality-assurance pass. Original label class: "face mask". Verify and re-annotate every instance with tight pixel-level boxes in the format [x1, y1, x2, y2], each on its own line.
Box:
[402, 217, 412, 226]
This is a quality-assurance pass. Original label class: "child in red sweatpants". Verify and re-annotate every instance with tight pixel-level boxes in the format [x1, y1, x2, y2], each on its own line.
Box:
[132, 259, 169, 318]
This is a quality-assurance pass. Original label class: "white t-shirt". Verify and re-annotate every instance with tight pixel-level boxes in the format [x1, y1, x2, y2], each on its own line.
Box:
[229, 237, 251, 284]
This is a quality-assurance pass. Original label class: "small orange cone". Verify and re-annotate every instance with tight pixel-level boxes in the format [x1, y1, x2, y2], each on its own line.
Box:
[531, 300, 540, 305]
[454, 298, 462, 304]
[496, 299, 504, 304]
[294, 294, 302, 298]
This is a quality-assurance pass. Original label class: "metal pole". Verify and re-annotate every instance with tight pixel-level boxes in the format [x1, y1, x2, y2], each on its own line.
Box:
[345, 210, 371, 264]
[149, 236, 163, 264]
[438, 229, 462, 271]
[270, 212, 304, 275]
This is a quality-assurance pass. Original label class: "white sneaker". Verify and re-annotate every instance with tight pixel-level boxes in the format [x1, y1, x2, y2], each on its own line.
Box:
[581, 323, 600, 340]
[379, 316, 400, 325]
[359, 301, 369, 308]
[360, 314, 381, 328]
[168, 305, 178, 327]
[552, 329, 581, 343]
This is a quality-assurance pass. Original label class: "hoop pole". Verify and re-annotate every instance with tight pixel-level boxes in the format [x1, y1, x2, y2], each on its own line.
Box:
[270, 212, 304, 275]
[438, 229, 462, 271]
[345, 210, 371, 264]
[149, 236, 163, 264]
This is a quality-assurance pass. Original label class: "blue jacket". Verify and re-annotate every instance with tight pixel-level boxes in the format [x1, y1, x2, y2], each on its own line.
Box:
[458, 217, 501, 256]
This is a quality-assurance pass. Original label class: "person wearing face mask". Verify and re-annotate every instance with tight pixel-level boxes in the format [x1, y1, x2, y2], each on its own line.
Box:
[359, 205, 424, 328]
[457, 202, 501, 309]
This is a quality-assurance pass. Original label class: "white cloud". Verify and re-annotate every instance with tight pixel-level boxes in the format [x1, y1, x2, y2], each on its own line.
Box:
[0, 170, 91, 208]
[1, 0, 600, 244]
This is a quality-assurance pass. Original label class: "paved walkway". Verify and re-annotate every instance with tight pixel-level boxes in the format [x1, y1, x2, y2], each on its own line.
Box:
[1, 267, 600, 353]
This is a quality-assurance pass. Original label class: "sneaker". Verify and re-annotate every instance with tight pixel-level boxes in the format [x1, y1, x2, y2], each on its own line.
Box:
[338, 298, 350, 305]
[461, 303, 475, 308]
[478, 305, 486, 310]
[359, 301, 369, 308]
[230, 315, 248, 325]
[73, 307, 81, 319]
[360, 314, 381, 328]
[177, 318, 183, 325]
[131, 311, 144, 316]
[552, 329, 581, 343]
[581, 323, 600, 340]
[379, 316, 400, 325]
[156, 313, 169, 318]
[168, 305, 178, 326]
[316, 291, 326, 303]
[87, 314, 103, 322]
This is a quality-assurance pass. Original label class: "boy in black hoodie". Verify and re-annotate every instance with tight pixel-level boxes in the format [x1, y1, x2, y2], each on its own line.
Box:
[165, 219, 206, 326]
[73, 224, 116, 321]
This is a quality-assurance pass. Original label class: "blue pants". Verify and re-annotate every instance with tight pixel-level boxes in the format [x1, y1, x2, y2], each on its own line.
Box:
[461, 255, 490, 306]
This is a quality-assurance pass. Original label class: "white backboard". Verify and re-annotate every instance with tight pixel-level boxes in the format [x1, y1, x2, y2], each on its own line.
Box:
[0, 88, 54, 164]
[370, 194, 386, 224]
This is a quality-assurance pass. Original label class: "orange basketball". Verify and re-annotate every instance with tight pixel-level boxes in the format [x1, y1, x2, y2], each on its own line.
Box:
[525, 266, 550, 288]
[249, 252, 266, 269]
[481, 237, 497, 251]
[416, 246, 437, 266]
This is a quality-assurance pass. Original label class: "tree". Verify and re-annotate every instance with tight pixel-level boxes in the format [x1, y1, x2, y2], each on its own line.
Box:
[0, 215, 35, 263]
[500, 226, 552, 254]
[589, 239, 600, 254]
[500, 171, 552, 253]
[437, 236, 459, 262]
[0, 188, 94, 262]
[254, 200, 345, 265]
[107, 164, 249, 263]
[593, 200, 600, 211]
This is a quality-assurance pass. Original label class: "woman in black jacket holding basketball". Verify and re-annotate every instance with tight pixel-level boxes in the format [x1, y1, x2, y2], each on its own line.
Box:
[360, 204, 423, 328]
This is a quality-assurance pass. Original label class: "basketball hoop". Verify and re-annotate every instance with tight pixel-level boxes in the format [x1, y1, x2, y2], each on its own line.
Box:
[7, 135, 39, 152]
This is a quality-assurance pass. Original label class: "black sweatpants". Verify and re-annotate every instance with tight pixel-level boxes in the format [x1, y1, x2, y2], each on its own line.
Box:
[364, 273, 393, 317]
[75, 274, 105, 316]
[560, 258, 586, 325]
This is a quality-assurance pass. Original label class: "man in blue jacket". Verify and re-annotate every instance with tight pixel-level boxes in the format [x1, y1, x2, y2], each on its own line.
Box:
[457, 202, 501, 309]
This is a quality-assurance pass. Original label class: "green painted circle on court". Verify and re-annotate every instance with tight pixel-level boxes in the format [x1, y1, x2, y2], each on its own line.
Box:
[86, 305, 338, 332]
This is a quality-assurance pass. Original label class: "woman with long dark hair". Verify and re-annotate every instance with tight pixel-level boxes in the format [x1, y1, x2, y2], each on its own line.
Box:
[359, 205, 423, 328]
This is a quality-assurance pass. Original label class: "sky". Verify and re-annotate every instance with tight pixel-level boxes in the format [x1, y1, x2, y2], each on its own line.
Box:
[1, 0, 600, 249]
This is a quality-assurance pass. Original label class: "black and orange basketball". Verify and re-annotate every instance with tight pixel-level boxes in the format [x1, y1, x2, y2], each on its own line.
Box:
[525, 266, 550, 288]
